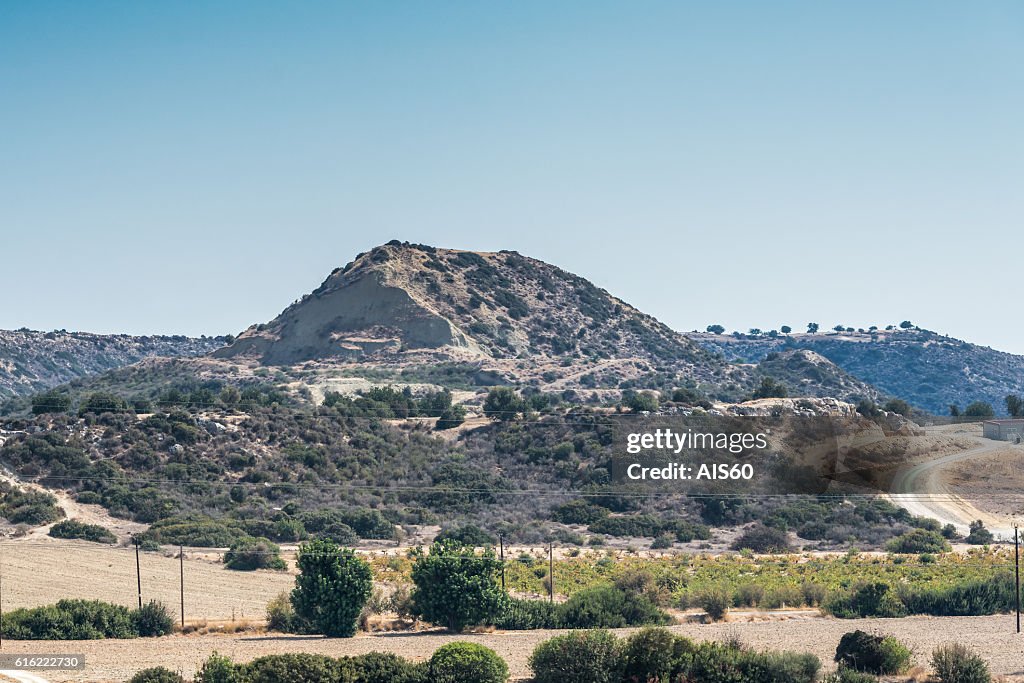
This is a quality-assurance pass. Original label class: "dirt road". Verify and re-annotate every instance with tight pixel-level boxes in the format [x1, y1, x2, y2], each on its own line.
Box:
[889, 431, 1017, 538]
[0, 614, 1020, 682]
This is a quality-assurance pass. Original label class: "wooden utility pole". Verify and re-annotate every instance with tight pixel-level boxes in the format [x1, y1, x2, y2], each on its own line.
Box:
[1015, 525, 1020, 634]
[499, 535, 505, 591]
[135, 538, 142, 609]
[548, 544, 554, 604]
[179, 545, 185, 629]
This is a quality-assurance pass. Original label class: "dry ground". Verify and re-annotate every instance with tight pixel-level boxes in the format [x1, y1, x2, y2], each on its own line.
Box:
[0, 614, 1020, 682]
[0, 540, 292, 622]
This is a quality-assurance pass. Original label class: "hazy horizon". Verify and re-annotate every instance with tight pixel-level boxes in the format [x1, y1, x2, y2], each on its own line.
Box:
[3, 3, 1022, 352]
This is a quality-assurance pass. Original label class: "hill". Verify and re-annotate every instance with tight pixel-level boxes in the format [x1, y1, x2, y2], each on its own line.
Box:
[4, 243, 892, 411]
[0, 329, 226, 400]
[691, 328, 1024, 415]
[213, 241, 742, 397]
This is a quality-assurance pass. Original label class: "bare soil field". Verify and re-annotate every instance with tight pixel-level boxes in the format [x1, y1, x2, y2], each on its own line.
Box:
[0, 615, 1019, 682]
[0, 540, 292, 622]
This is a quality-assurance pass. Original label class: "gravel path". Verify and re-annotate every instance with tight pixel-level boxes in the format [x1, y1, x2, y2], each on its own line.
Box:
[2, 614, 1021, 682]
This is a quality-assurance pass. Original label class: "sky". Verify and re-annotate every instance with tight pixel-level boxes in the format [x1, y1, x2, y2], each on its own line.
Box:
[2, 2, 1022, 352]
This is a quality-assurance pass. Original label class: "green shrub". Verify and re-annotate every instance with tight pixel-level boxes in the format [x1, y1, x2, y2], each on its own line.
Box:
[223, 537, 286, 571]
[2, 599, 136, 640]
[529, 629, 622, 683]
[558, 584, 670, 629]
[826, 583, 906, 618]
[140, 516, 248, 547]
[731, 523, 792, 553]
[680, 641, 820, 683]
[238, 653, 352, 683]
[735, 583, 765, 607]
[699, 587, 731, 621]
[495, 597, 560, 630]
[48, 519, 116, 544]
[134, 601, 175, 637]
[621, 627, 692, 683]
[435, 524, 496, 546]
[931, 643, 990, 683]
[351, 651, 428, 683]
[194, 652, 239, 683]
[965, 521, 994, 545]
[411, 541, 508, 632]
[835, 630, 911, 675]
[886, 529, 950, 553]
[265, 591, 306, 633]
[291, 539, 372, 637]
[429, 642, 508, 683]
[127, 667, 184, 683]
[900, 573, 1016, 617]
[821, 666, 878, 683]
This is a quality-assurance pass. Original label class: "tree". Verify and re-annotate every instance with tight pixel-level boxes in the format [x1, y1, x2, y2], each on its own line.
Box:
[224, 537, 287, 571]
[435, 404, 467, 430]
[856, 399, 881, 418]
[780, 326, 792, 334]
[1006, 395, 1024, 418]
[883, 399, 911, 417]
[623, 390, 659, 413]
[807, 323, 819, 333]
[291, 539, 372, 637]
[963, 401, 995, 419]
[706, 324, 725, 334]
[32, 390, 71, 415]
[411, 540, 508, 632]
[949, 404, 961, 417]
[752, 377, 787, 399]
[748, 328, 762, 336]
[965, 520, 994, 545]
[833, 325, 845, 332]
[483, 388, 526, 422]
[78, 392, 130, 416]
[899, 320, 913, 329]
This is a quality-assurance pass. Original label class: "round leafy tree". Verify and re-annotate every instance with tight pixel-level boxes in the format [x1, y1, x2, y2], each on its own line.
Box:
[411, 540, 508, 632]
[290, 539, 372, 637]
[430, 642, 508, 683]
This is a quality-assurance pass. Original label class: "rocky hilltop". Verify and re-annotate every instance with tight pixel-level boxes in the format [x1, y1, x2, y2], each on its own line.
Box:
[0, 329, 225, 399]
[691, 328, 1024, 414]
[214, 241, 744, 395]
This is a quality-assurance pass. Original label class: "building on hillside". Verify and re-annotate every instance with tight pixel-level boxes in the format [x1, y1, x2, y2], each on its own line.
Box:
[982, 419, 1024, 442]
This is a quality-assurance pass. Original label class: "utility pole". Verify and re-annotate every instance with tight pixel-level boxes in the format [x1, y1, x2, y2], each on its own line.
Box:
[135, 537, 142, 610]
[180, 545, 185, 629]
[499, 535, 505, 591]
[548, 543, 554, 604]
[1015, 525, 1020, 634]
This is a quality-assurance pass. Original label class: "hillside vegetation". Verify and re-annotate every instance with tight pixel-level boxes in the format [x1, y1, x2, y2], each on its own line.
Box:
[0, 329, 225, 400]
[693, 328, 1024, 415]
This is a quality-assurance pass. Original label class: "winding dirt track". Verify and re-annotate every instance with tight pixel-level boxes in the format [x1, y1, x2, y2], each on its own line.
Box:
[889, 432, 1016, 538]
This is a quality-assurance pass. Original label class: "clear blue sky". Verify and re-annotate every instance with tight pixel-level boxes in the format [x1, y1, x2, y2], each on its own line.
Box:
[2, 2, 1022, 351]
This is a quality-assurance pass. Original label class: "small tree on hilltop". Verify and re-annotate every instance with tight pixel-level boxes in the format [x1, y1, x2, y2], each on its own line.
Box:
[291, 539, 372, 637]
[411, 540, 509, 632]
[900, 320, 913, 329]
[807, 322, 819, 334]
[706, 324, 725, 334]
[780, 325, 792, 335]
